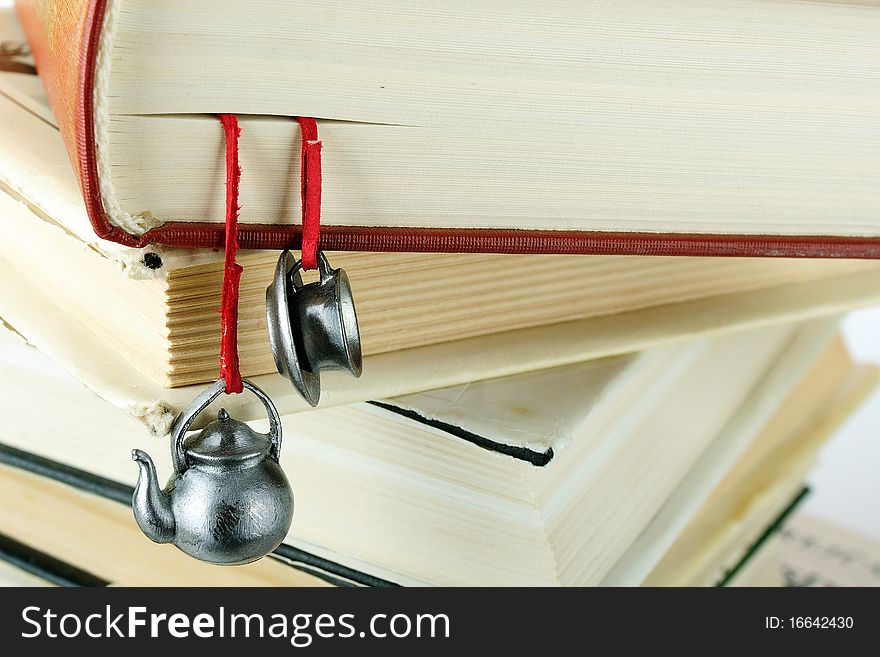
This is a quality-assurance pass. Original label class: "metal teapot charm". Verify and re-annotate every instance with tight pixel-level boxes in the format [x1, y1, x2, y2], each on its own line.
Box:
[266, 250, 362, 406]
[131, 379, 293, 565]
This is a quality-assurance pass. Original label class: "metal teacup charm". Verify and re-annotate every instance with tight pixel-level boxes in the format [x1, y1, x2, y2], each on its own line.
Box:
[266, 250, 362, 406]
[131, 379, 294, 565]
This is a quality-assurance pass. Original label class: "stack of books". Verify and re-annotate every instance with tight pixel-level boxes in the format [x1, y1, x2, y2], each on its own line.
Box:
[1, 2, 879, 587]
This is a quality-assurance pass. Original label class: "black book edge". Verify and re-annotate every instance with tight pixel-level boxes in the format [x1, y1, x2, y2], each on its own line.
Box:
[367, 401, 555, 467]
[0, 442, 398, 588]
[0, 531, 108, 587]
[715, 486, 810, 588]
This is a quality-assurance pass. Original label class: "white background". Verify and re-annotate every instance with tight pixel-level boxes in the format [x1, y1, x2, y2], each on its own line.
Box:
[806, 308, 880, 539]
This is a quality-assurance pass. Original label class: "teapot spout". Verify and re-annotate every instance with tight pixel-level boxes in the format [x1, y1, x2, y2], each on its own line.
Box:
[131, 449, 175, 544]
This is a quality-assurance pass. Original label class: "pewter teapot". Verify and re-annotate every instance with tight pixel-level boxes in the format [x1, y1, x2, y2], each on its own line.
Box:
[131, 379, 293, 565]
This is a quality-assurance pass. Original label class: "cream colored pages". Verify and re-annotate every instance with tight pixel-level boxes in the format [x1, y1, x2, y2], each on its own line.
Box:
[601, 319, 840, 585]
[108, 1, 880, 124]
[526, 322, 831, 585]
[5, 244, 880, 435]
[106, 110, 880, 237]
[643, 356, 879, 586]
[5, 182, 876, 388]
[94, 0, 880, 235]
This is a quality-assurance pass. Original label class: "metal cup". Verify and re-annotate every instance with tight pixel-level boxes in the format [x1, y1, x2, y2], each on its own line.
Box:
[266, 250, 362, 405]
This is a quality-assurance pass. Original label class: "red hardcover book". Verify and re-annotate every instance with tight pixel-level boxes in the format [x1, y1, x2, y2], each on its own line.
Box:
[16, 0, 880, 258]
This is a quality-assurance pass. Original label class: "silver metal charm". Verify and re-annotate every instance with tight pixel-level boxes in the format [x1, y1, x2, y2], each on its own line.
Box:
[131, 379, 294, 565]
[266, 250, 362, 406]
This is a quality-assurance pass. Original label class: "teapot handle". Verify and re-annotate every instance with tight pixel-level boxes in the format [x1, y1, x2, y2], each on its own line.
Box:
[170, 379, 283, 474]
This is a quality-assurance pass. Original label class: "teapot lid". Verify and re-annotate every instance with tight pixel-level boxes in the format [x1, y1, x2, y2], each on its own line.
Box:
[182, 409, 271, 463]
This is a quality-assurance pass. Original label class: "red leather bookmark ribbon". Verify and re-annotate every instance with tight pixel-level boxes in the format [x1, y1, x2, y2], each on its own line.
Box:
[295, 116, 322, 270]
[216, 115, 322, 393]
[218, 114, 244, 394]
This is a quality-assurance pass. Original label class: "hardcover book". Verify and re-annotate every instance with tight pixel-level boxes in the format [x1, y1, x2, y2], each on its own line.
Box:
[15, 0, 880, 257]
